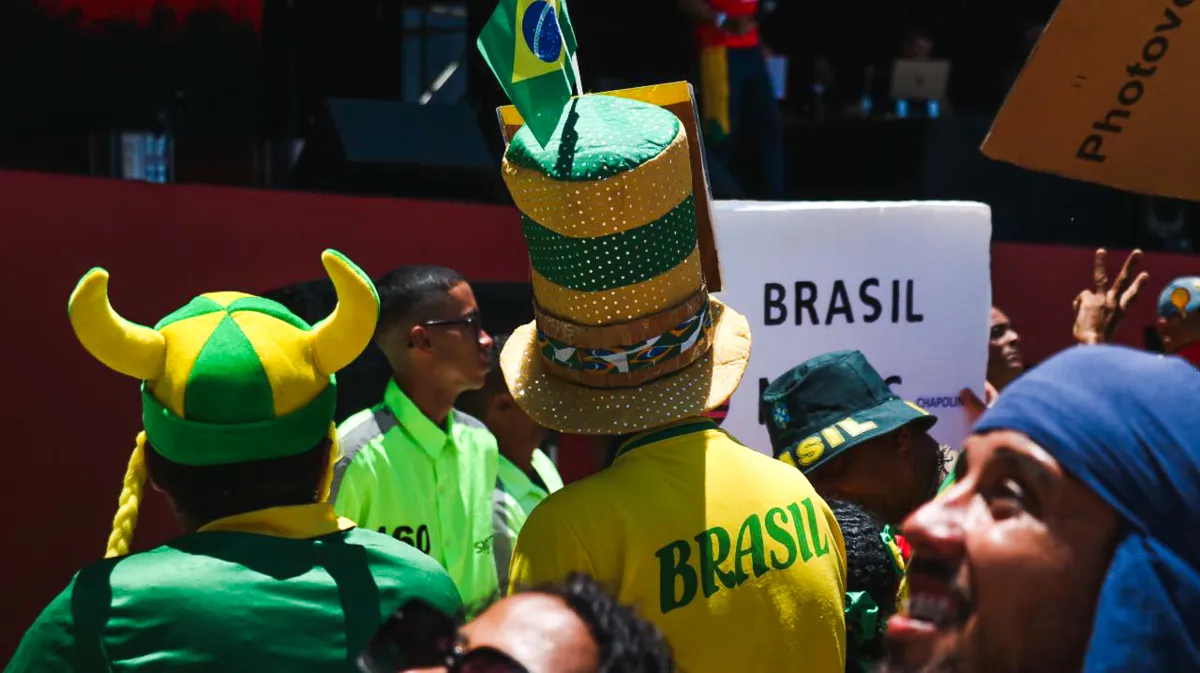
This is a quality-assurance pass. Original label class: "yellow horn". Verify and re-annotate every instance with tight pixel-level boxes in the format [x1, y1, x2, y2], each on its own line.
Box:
[311, 250, 380, 377]
[68, 269, 166, 381]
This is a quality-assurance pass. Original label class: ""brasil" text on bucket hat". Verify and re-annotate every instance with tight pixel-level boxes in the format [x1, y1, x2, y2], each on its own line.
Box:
[762, 350, 937, 473]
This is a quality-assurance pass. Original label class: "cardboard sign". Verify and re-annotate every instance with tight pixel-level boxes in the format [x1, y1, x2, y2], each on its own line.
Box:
[497, 82, 723, 292]
[711, 201, 993, 455]
[982, 0, 1200, 200]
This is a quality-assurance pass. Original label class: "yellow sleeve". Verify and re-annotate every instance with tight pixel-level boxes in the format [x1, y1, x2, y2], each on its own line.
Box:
[507, 501, 597, 594]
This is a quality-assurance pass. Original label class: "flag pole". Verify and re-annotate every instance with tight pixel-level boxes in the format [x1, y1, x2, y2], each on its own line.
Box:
[571, 54, 583, 97]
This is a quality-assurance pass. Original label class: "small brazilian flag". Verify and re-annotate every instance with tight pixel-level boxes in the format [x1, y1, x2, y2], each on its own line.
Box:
[477, 0, 579, 147]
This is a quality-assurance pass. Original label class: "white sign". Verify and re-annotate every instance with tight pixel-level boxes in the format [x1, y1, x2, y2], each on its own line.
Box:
[712, 201, 993, 455]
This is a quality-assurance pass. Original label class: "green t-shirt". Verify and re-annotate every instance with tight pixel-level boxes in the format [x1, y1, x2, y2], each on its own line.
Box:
[492, 448, 565, 592]
[938, 470, 956, 495]
[6, 513, 461, 672]
[332, 381, 501, 611]
[497, 449, 564, 520]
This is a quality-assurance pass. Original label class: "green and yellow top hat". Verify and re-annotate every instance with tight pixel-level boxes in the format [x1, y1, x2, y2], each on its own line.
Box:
[498, 94, 751, 435]
[68, 250, 379, 557]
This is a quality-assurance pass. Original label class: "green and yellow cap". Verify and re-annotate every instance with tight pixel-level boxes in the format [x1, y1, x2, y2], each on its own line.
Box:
[68, 250, 379, 466]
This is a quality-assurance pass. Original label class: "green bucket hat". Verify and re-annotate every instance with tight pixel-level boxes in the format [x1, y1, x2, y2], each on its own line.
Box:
[762, 350, 937, 473]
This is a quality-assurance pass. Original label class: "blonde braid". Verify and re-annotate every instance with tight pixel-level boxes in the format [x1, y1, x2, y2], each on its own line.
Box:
[104, 432, 148, 558]
[317, 422, 341, 503]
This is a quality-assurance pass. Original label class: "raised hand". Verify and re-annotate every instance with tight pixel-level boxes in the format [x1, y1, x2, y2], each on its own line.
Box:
[959, 381, 997, 428]
[1072, 248, 1150, 345]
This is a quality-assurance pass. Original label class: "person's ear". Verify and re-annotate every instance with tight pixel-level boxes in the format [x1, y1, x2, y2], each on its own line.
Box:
[493, 391, 516, 414]
[409, 324, 433, 351]
[895, 425, 913, 453]
[141, 457, 165, 493]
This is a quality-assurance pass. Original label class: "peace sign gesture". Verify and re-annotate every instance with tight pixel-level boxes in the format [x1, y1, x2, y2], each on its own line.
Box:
[1072, 248, 1150, 345]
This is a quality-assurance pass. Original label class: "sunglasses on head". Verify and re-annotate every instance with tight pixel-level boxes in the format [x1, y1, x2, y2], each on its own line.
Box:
[358, 598, 527, 673]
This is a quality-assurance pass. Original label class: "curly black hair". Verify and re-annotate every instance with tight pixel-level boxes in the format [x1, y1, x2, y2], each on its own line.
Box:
[537, 573, 674, 673]
[827, 498, 902, 672]
[829, 498, 901, 615]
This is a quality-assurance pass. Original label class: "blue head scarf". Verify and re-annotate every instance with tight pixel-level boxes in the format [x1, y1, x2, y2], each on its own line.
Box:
[974, 345, 1200, 672]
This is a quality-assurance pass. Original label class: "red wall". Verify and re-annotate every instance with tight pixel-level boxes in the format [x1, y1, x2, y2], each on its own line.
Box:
[0, 170, 527, 662]
[990, 242, 1196, 366]
[0, 169, 1195, 662]
[41, 0, 263, 29]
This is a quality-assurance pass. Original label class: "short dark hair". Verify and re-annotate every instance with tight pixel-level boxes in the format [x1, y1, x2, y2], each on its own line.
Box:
[374, 265, 467, 335]
[455, 334, 509, 419]
[537, 573, 674, 673]
[826, 498, 900, 671]
[144, 440, 330, 527]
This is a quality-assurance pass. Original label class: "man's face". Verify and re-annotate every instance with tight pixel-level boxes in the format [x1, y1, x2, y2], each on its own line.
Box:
[986, 308, 1023, 389]
[422, 282, 494, 393]
[403, 593, 599, 673]
[807, 425, 942, 526]
[1157, 312, 1200, 356]
[488, 391, 550, 450]
[905, 35, 934, 60]
[886, 430, 1121, 673]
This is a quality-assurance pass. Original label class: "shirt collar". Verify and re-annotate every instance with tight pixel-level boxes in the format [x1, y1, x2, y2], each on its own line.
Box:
[497, 454, 547, 500]
[197, 503, 356, 539]
[530, 448, 564, 493]
[384, 379, 453, 459]
[611, 416, 719, 464]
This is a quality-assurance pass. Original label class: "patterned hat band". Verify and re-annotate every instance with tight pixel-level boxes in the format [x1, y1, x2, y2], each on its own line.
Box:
[535, 289, 715, 389]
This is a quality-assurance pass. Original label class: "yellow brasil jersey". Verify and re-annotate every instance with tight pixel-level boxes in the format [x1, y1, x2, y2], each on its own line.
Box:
[509, 418, 847, 673]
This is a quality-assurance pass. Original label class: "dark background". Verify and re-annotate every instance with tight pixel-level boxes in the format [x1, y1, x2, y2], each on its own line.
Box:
[2, 0, 1195, 252]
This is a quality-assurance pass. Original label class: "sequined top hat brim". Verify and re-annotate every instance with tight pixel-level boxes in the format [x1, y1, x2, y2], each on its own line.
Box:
[501, 296, 750, 435]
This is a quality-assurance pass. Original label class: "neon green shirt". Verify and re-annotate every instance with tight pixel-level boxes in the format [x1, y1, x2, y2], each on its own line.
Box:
[532, 448, 565, 494]
[492, 486, 523, 594]
[937, 470, 956, 495]
[492, 448, 564, 592]
[5, 504, 462, 672]
[332, 381, 501, 611]
[497, 448, 563, 518]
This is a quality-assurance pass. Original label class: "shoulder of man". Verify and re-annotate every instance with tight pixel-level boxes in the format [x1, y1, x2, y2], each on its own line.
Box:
[451, 409, 499, 454]
[7, 574, 87, 672]
[711, 427, 810, 475]
[344, 527, 462, 597]
[338, 404, 397, 451]
[7, 553, 152, 671]
[514, 472, 613, 533]
[331, 404, 398, 498]
[508, 486, 599, 592]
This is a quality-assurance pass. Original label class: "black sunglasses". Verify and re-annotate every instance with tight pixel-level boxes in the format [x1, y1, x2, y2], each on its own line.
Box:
[421, 311, 483, 339]
[358, 598, 527, 673]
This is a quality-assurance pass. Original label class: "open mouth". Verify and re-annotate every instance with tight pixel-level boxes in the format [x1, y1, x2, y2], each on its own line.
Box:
[902, 556, 972, 629]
